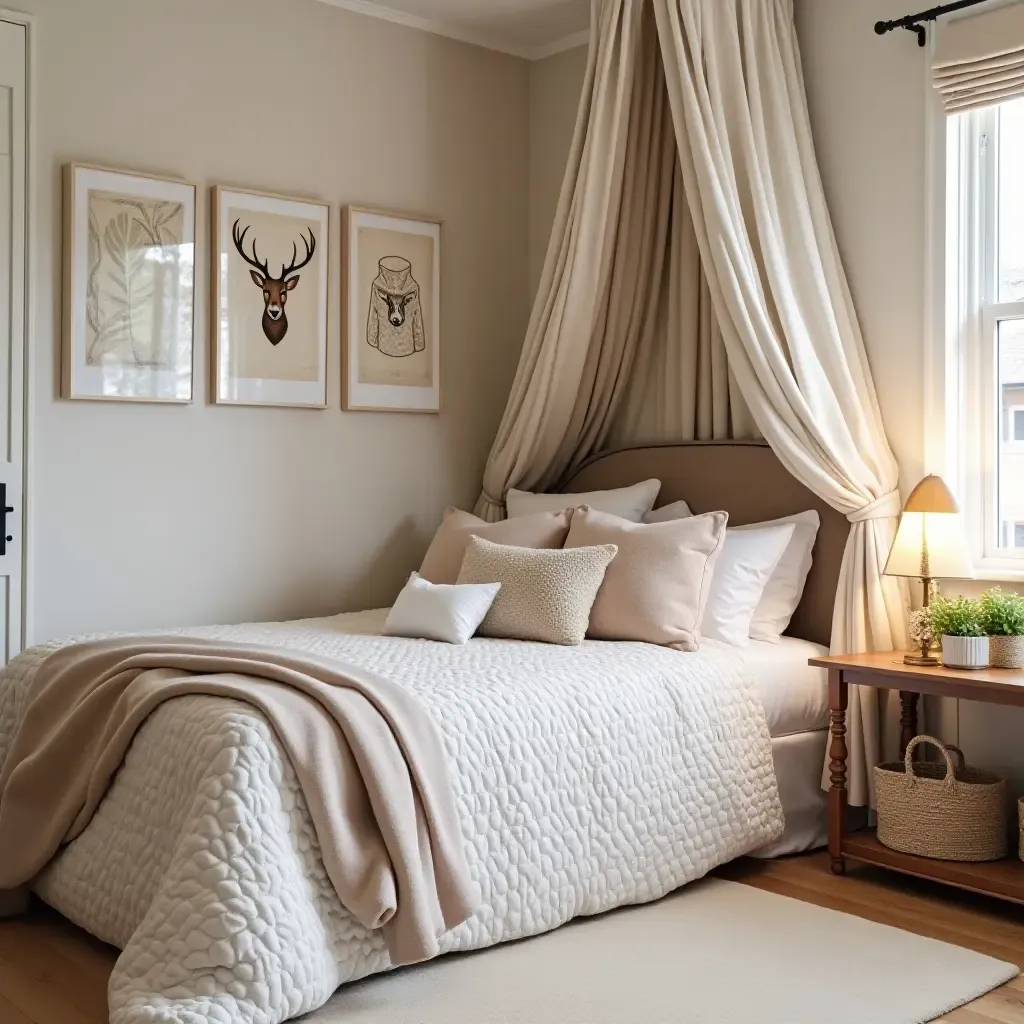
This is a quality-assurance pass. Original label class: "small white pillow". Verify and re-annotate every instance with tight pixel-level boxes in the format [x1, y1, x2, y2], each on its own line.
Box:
[384, 572, 500, 645]
[505, 479, 660, 522]
[643, 500, 693, 524]
[701, 524, 796, 648]
[736, 511, 820, 643]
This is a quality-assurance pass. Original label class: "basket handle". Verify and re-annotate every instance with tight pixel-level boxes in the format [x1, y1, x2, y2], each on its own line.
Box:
[903, 735, 959, 790]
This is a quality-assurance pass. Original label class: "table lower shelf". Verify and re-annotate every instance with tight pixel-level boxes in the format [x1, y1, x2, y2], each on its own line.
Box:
[843, 830, 1024, 904]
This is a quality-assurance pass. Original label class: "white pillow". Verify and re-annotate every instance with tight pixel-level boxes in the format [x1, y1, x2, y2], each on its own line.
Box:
[736, 510, 820, 643]
[505, 479, 661, 522]
[384, 572, 500, 645]
[643, 499, 693, 524]
[700, 524, 796, 648]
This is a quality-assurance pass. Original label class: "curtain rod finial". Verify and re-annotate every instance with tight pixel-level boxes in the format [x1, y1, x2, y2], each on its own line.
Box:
[874, 20, 890, 35]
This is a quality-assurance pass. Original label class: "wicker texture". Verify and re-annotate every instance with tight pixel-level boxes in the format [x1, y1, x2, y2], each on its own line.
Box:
[990, 635, 1024, 669]
[875, 736, 1007, 862]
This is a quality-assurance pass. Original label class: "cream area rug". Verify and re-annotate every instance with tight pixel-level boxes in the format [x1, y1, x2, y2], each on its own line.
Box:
[306, 878, 1018, 1024]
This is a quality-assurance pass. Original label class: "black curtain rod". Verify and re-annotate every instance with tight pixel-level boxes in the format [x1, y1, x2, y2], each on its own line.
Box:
[875, 0, 991, 46]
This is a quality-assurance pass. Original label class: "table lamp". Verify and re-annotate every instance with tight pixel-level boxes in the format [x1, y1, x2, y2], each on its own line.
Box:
[883, 474, 974, 666]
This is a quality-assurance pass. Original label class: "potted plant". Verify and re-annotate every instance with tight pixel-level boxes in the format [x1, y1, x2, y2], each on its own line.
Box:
[929, 594, 989, 670]
[980, 587, 1024, 669]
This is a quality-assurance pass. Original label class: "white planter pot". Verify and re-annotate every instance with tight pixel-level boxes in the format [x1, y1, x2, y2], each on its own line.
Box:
[941, 634, 990, 670]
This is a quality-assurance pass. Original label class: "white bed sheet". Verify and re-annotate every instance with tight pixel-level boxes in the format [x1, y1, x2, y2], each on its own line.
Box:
[742, 635, 829, 738]
[734, 635, 830, 857]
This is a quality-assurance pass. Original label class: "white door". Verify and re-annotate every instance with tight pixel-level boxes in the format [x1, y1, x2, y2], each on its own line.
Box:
[0, 19, 27, 662]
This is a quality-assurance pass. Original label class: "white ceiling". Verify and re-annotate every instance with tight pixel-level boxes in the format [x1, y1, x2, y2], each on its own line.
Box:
[320, 0, 591, 59]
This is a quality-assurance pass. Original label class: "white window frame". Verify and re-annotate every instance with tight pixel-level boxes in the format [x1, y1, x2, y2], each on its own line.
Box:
[926, 83, 1024, 579]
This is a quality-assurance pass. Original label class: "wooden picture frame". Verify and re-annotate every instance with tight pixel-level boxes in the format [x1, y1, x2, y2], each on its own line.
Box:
[211, 185, 330, 408]
[62, 163, 197, 403]
[342, 206, 441, 413]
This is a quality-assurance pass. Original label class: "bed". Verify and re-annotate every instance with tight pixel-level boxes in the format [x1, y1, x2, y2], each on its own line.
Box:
[562, 441, 847, 857]
[0, 441, 846, 1024]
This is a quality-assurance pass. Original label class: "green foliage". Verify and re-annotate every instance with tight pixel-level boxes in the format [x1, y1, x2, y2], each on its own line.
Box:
[928, 594, 987, 638]
[980, 587, 1024, 637]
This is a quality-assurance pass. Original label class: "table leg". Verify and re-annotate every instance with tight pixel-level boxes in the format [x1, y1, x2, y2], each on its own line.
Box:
[828, 669, 848, 876]
[899, 691, 919, 760]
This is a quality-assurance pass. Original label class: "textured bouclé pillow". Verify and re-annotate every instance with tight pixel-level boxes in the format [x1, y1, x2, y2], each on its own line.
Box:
[456, 536, 617, 646]
[565, 505, 728, 651]
[505, 479, 660, 522]
[419, 507, 572, 585]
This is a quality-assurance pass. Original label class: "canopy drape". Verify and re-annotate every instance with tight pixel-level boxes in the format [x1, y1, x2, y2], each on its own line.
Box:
[475, 0, 908, 807]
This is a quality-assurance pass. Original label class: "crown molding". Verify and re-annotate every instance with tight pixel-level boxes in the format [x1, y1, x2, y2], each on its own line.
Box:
[530, 29, 590, 61]
[316, 0, 590, 61]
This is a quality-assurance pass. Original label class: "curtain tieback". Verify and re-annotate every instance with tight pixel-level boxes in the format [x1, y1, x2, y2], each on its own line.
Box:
[847, 490, 902, 524]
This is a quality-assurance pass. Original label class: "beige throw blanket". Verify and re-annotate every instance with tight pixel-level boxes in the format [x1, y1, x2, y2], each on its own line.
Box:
[0, 637, 480, 965]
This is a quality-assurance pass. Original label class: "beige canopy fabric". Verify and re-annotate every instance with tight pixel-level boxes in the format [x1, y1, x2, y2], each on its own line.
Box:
[474, 1, 678, 521]
[611, 161, 758, 446]
[476, 0, 907, 805]
[652, 0, 907, 806]
[934, 1, 1024, 113]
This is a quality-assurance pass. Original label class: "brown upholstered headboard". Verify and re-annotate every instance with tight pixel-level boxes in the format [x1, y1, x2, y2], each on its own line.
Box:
[560, 441, 848, 648]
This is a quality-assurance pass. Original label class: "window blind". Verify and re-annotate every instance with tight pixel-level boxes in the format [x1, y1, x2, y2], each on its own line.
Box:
[934, 2, 1024, 112]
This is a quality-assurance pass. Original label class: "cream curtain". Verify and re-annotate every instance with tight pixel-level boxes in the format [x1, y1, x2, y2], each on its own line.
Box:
[474, 1, 678, 521]
[653, 0, 907, 806]
[934, 2, 1024, 113]
[477, 0, 906, 805]
[611, 161, 759, 445]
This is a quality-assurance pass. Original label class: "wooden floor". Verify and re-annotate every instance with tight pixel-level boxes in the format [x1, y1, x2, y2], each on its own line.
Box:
[2, 852, 1024, 1022]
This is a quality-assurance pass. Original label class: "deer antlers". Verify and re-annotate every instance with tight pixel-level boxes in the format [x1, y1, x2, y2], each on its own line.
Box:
[232, 219, 315, 284]
[280, 229, 316, 283]
[232, 219, 270, 282]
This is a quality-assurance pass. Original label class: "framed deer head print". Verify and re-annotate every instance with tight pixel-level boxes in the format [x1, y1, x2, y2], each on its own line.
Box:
[211, 186, 330, 407]
[342, 207, 441, 413]
[62, 164, 196, 402]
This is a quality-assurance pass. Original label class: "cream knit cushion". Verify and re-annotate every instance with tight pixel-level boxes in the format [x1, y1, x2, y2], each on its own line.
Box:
[565, 506, 728, 651]
[457, 536, 617, 646]
[419, 508, 572, 585]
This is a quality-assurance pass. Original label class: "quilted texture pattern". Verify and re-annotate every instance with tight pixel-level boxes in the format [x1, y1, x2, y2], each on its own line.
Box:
[0, 610, 783, 1024]
[457, 537, 617, 645]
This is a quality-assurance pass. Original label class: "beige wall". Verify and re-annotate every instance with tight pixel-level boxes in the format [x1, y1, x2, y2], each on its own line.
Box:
[528, 45, 588, 296]
[27, 0, 529, 640]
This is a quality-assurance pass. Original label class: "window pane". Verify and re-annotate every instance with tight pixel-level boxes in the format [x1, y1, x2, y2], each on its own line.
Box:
[998, 320, 1024, 549]
[998, 99, 1024, 300]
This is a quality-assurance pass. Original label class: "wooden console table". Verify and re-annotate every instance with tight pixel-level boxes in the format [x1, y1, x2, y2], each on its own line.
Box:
[808, 651, 1024, 904]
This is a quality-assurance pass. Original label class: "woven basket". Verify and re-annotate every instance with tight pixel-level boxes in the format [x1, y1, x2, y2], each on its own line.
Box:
[990, 635, 1024, 669]
[875, 735, 1007, 862]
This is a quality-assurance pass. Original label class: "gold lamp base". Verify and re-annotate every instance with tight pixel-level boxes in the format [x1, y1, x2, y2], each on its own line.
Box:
[903, 651, 940, 667]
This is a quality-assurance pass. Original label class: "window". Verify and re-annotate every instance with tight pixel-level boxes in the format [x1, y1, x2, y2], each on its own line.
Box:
[943, 97, 1024, 572]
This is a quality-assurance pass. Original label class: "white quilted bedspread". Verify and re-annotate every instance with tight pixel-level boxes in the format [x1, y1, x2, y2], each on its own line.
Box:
[0, 610, 783, 1024]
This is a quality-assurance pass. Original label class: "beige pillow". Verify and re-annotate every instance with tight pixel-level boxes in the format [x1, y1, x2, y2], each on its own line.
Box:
[419, 508, 572, 585]
[565, 505, 728, 651]
[456, 535, 617, 646]
[506, 478, 660, 522]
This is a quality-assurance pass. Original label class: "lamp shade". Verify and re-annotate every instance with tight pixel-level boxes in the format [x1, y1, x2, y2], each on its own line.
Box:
[883, 475, 974, 580]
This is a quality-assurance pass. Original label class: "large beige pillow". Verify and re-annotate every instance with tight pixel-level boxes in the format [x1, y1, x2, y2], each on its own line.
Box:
[419, 508, 572, 585]
[565, 505, 728, 651]
[456, 535, 617, 646]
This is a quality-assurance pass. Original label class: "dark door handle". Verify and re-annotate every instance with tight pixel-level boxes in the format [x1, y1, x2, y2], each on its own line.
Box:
[0, 483, 13, 554]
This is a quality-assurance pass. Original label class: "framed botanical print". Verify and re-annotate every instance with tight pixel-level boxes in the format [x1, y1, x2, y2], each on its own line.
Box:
[62, 163, 196, 402]
[212, 186, 330, 407]
[342, 207, 441, 413]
